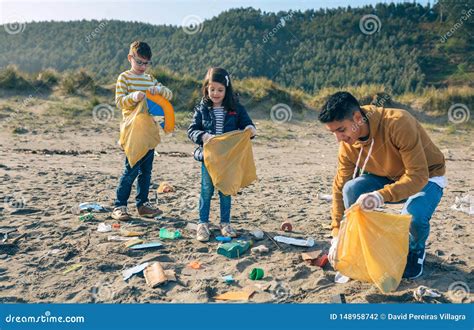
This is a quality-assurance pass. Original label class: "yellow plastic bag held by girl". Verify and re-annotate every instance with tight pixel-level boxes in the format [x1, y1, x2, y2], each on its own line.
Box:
[334, 205, 411, 293]
[203, 130, 257, 196]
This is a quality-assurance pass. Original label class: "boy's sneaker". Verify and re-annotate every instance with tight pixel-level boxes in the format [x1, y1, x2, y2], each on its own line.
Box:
[196, 223, 210, 242]
[403, 249, 426, 279]
[111, 206, 131, 221]
[137, 202, 163, 218]
[220, 223, 237, 238]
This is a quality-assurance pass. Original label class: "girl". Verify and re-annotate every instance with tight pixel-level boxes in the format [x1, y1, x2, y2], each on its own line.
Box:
[187, 67, 257, 242]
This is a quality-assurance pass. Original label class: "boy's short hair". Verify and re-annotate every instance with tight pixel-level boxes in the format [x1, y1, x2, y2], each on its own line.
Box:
[129, 41, 152, 60]
[319, 91, 361, 123]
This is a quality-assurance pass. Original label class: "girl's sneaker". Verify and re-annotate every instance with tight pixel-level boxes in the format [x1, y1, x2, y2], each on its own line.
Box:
[111, 206, 131, 221]
[220, 223, 237, 238]
[196, 223, 210, 242]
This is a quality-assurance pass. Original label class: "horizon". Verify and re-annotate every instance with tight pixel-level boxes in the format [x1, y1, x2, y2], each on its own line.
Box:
[0, 0, 432, 26]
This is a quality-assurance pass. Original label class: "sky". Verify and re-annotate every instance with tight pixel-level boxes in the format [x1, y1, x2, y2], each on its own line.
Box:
[0, 0, 432, 26]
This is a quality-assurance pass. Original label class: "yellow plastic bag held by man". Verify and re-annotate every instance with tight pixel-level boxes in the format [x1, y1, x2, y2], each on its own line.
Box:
[119, 99, 160, 168]
[203, 130, 257, 196]
[334, 205, 411, 293]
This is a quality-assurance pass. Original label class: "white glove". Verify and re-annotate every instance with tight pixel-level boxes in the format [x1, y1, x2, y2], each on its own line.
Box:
[328, 237, 338, 267]
[149, 85, 173, 101]
[131, 91, 145, 102]
[356, 191, 384, 210]
[201, 133, 214, 144]
[245, 125, 257, 137]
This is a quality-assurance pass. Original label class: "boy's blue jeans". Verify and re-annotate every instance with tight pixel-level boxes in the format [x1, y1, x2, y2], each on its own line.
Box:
[199, 163, 231, 224]
[114, 149, 154, 208]
[342, 174, 443, 253]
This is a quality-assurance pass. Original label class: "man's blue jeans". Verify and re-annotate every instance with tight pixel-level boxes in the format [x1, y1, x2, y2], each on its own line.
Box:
[114, 149, 154, 208]
[199, 163, 231, 224]
[342, 174, 443, 252]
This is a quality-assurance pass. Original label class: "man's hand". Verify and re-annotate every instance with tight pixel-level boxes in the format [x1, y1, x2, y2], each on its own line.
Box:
[149, 85, 173, 101]
[132, 91, 145, 102]
[245, 125, 257, 137]
[356, 191, 384, 210]
[202, 133, 214, 144]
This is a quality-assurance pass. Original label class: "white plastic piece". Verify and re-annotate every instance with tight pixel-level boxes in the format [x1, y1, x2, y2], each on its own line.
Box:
[273, 236, 315, 247]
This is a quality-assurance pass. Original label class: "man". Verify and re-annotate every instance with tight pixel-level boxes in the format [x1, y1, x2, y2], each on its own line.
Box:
[319, 91, 446, 279]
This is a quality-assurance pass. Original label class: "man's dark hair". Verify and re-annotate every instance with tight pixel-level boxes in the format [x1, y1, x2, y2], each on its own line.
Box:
[319, 91, 361, 123]
[129, 41, 152, 60]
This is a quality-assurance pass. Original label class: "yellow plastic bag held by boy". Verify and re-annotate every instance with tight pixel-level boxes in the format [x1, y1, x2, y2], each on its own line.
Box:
[119, 100, 160, 168]
[334, 205, 411, 293]
[203, 130, 257, 196]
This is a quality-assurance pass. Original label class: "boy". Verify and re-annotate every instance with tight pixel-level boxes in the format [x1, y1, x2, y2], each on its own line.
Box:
[319, 92, 446, 279]
[112, 41, 173, 221]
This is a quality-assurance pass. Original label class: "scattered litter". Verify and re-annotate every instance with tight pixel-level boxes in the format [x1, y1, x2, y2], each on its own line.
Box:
[63, 264, 82, 275]
[335, 272, 350, 284]
[120, 229, 144, 237]
[280, 221, 293, 232]
[112, 224, 121, 230]
[0, 228, 17, 235]
[249, 268, 264, 280]
[122, 262, 149, 281]
[450, 195, 474, 215]
[157, 181, 175, 194]
[216, 236, 232, 242]
[250, 229, 264, 240]
[124, 238, 143, 248]
[315, 254, 329, 267]
[273, 236, 315, 247]
[217, 240, 250, 259]
[413, 286, 442, 302]
[264, 231, 282, 250]
[79, 213, 94, 221]
[301, 250, 323, 265]
[330, 293, 346, 303]
[318, 193, 333, 202]
[107, 235, 135, 242]
[222, 275, 234, 284]
[214, 289, 255, 301]
[252, 282, 271, 291]
[144, 262, 175, 287]
[188, 261, 202, 270]
[79, 202, 108, 213]
[97, 223, 112, 233]
[251, 245, 269, 254]
[159, 228, 181, 239]
[129, 241, 163, 250]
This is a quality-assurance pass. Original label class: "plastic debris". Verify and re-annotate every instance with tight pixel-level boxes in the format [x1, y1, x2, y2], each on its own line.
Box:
[315, 254, 329, 267]
[450, 195, 474, 215]
[330, 293, 346, 303]
[250, 229, 264, 240]
[122, 262, 149, 281]
[214, 289, 255, 301]
[129, 241, 163, 250]
[120, 229, 144, 237]
[217, 240, 250, 259]
[79, 213, 94, 221]
[273, 236, 315, 247]
[188, 261, 202, 269]
[216, 236, 232, 242]
[159, 228, 181, 239]
[251, 245, 269, 254]
[79, 202, 108, 213]
[63, 264, 82, 275]
[157, 182, 175, 193]
[413, 286, 442, 302]
[144, 262, 176, 287]
[107, 235, 135, 242]
[318, 193, 333, 202]
[124, 238, 144, 248]
[112, 223, 121, 230]
[249, 268, 264, 280]
[222, 275, 234, 284]
[280, 221, 293, 232]
[301, 250, 322, 265]
[97, 223, 112, 233]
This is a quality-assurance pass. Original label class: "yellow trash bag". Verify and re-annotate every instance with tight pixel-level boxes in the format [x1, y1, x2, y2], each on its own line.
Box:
[334, 205, 411, 293]
[119, 100, 160, 168]
[203, 130, 257, 196]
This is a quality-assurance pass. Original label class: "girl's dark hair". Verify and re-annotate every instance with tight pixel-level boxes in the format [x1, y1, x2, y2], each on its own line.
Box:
[202, 67, 237, 111]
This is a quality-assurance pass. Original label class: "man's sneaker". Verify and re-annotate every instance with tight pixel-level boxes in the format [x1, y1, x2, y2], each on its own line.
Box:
[111, 206, 131, 221]
[220, 223, 237, 238]
[196, 223, 210, 242]
[137, 202, 163, 218]
[403, 249, 426, 279]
